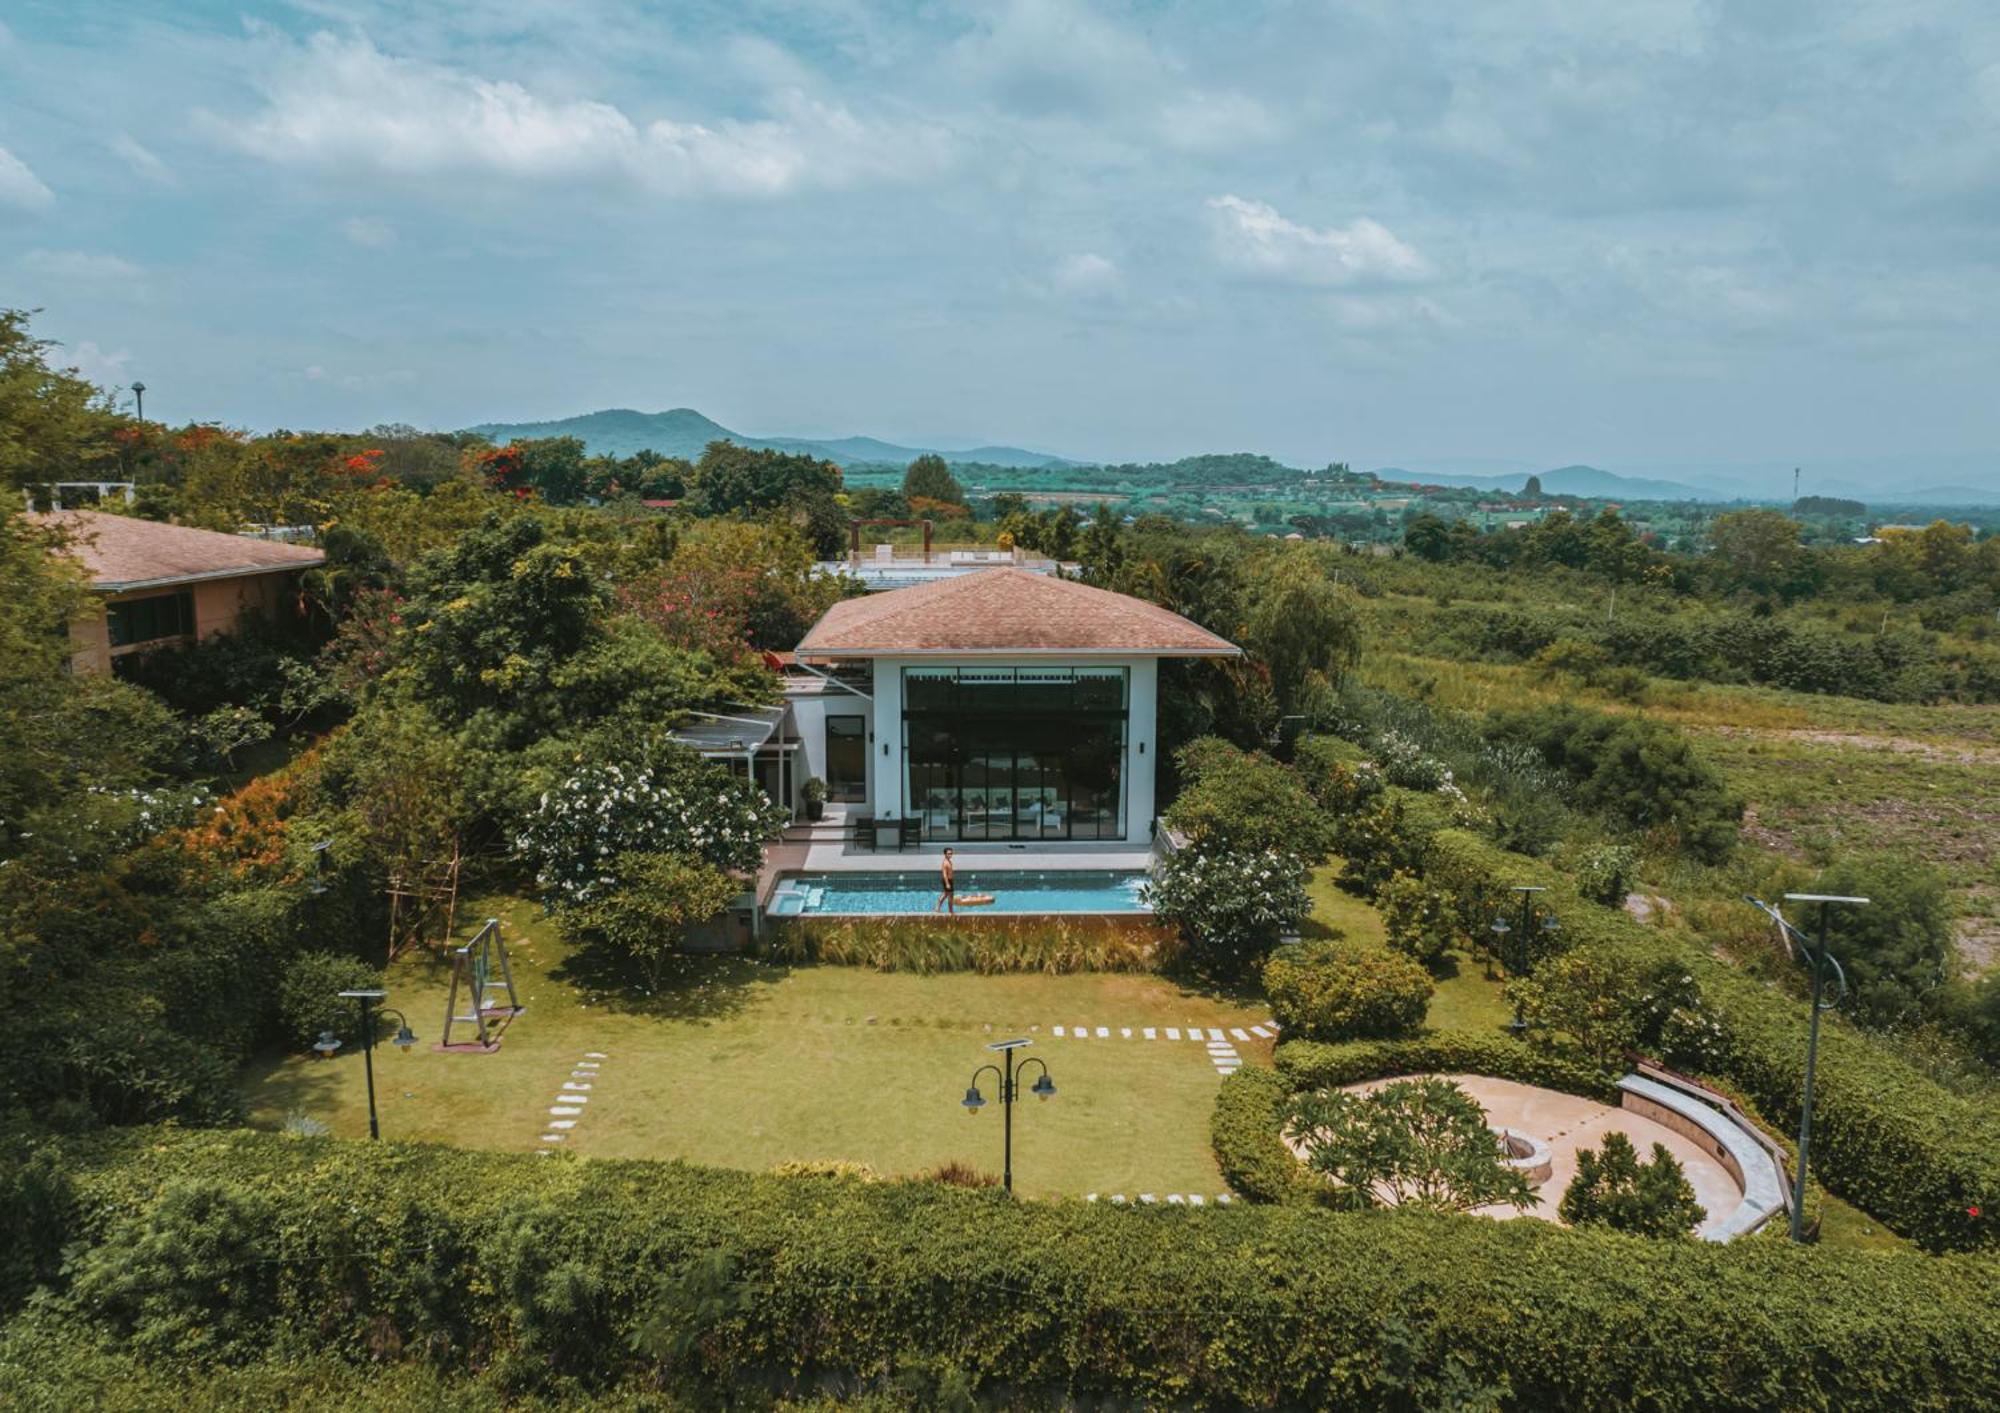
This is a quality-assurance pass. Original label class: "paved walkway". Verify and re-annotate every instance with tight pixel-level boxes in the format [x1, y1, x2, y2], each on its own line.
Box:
[1046, 1019, 1279, 1078]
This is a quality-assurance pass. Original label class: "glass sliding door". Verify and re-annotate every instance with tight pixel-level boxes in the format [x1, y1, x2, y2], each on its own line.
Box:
[900, 667, 1127, 841]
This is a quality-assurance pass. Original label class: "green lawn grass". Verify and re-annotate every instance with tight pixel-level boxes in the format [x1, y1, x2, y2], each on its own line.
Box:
[243, 896, 1274, 1198]
[1304, 864, 1515, 1034]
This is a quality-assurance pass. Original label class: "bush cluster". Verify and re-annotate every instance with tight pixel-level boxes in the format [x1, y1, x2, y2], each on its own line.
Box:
[1262, 938, 1433, 1041]
[276, 951, 383, 1051]
[28, 1127, 2000, 1409]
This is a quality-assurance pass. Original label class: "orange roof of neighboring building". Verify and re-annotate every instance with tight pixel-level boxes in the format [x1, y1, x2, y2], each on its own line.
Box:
[796, 567, 1239, 658]
[30, 509, 325, 591]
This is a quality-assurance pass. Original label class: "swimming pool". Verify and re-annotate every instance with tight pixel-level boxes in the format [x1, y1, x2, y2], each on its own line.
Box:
[767, 869, 1152, 916]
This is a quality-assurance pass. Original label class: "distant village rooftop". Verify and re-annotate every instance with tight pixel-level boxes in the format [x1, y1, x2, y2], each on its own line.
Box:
[797, 566, 1240, 659]
[30, 509, 325, 592]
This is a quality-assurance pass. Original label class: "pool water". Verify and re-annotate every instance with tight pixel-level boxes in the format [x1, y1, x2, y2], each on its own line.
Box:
[768, 869, 1152, 916]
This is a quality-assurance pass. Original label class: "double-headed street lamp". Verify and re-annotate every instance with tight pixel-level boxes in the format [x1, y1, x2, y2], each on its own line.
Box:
[962, 1038, 1056, 1193]
[1746, 892, 1866, 1243]
[335, 988, 418, 1140]
[1490, 885, 1559, 1035]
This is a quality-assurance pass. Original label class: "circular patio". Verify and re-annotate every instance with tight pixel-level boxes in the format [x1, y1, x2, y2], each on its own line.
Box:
[1288, 1073, 1746, 1238]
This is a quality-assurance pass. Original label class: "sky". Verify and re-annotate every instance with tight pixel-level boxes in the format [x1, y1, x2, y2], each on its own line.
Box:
[3, 1, 1999, 475]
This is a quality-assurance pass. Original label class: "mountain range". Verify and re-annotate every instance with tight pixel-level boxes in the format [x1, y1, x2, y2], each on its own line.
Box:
[465, 407, 1074, 469]
[463, 406, 2000, 506]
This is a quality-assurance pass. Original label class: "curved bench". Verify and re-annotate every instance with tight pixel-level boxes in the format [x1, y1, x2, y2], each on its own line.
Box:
[1615, 1074, 1787, 1241]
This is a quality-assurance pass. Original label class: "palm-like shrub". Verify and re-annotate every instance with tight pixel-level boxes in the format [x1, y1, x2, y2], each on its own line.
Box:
[1559, 1131, 1705, 1237]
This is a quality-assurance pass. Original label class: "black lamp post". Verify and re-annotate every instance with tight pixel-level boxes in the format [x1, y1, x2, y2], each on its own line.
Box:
[961, 1038, 1055, 1193]
[337, 988, 418, 1140]
[130, 380, 146, 426]
[1747, 893, 1866, 1242]
[1490, 885, 1559, 1037]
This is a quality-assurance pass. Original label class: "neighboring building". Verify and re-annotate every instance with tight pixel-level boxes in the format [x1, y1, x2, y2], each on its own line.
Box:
[787, 567, 1239, 846]
[815, 542, 1074, 592]
[31, 509, 325, 674]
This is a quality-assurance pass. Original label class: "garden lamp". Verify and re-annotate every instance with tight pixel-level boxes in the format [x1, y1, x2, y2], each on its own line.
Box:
[962, 1084, 987, 1113]
[961, 1040, 1054, 1192]
[312, 1030, 343, 1058]
[1031, 1072, 1056, 1100]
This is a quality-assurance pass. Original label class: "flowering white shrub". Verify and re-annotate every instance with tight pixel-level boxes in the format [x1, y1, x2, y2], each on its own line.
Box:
[1141, 846, 1310, 979]
[1374, 730, 1448, 791]
[515, 747, 786, 904]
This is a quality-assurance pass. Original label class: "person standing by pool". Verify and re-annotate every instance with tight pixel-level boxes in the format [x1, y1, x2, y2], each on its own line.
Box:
[934, 848, 956, 914]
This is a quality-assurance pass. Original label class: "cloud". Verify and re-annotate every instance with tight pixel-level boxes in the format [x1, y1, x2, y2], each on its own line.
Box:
[109, 133, 173, 185]
[304, 363, 417, 392]
[1204, 196, 1430, 286]
[1051, 251, 1121, 297]
[20, 249, 141, 280]
[341, 217, 395, 248]
[218, 32, 952, 197]
[0, 144, 54, 212]
[1158, 92, 1279, 153]
[68, 341, 132, 386]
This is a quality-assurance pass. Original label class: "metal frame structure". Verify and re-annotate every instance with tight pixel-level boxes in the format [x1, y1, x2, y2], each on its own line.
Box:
[440, 917, 523, 1051]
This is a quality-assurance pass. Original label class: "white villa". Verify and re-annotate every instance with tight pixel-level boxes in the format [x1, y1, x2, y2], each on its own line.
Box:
[777, 567, 1240, 849]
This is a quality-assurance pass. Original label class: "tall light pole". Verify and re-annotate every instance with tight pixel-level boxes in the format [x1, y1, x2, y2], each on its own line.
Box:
[129, 380, 146, 426]
[1747, 892, 1866, 1242]
[961, 1038, 1056, 1193]
[336, 987, 418, 1140]
[1490, 885, 1558, 1036]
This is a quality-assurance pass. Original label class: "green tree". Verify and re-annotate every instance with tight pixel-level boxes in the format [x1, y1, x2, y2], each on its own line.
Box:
[1520, 474, 1544, 499]
[1285, 1076, 1536, 1214]
[1241, 547, 1360, 713]
[558, 852, 741, 991]
[1805, 855, 1955, 1030]
[1709, 509, 1807, 598]
[0, 308, 120, 494]
[1559, 1131, 1705, 1237]
[1262, 937, 1433, 1040]
[1164, 737, 1329, 859]
[689, 441, 846, 557]
[900, 453, 963, 505]
[1403, 513, 1453, 562]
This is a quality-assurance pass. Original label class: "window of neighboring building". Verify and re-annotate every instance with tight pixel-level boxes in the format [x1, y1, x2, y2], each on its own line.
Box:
[107, 590, 195, 649]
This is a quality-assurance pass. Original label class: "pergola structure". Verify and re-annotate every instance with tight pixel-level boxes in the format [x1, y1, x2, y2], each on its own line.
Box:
[847, 518, 933, 565]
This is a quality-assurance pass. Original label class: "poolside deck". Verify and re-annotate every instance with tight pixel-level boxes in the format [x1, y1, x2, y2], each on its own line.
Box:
[757, 806, 1156, 906]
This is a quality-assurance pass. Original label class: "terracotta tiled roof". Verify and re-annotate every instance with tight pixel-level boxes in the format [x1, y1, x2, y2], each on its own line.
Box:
[30, 509, 325, 590]
[797, 567, 1239, 658]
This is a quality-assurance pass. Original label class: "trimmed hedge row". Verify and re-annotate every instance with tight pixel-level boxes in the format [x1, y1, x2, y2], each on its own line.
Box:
[37, 1128, 2000, 1409]
[1357, 819, 2000, 1252]
[1274, 1031, 1622, 1105]
[1210, 1065, 1318, 1205]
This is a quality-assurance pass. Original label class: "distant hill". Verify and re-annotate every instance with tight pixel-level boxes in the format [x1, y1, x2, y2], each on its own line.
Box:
[1375, 463, 1711, 503]
[466, 407, 1074, 469]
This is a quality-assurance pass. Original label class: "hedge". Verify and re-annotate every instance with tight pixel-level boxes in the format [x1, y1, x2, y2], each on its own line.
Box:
[1210, 1066, 1319, 1206]
[1262, 938, 1433, 1041]
[1274, 1031, 1622, 1105]
[1349, 815, 2000, 1253]
[28, 1128, 2000, 1410]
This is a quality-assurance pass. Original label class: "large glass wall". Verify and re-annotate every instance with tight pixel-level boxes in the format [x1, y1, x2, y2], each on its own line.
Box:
[902, 667, 1126, 840]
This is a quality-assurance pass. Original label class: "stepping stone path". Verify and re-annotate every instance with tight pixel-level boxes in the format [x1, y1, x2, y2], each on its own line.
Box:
[1088, 1193, 1235, 1207]
[539, 1053, 607, 1150]
[1042, 1018, 1278, 1084]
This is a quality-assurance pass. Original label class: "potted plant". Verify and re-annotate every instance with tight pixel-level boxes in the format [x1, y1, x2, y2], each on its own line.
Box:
[802, 776, 827, 822]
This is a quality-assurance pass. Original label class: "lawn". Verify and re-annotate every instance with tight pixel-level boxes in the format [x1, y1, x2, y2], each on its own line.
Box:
[243, 897, 1274, 1199]
[1304, 863, 1515, 1033]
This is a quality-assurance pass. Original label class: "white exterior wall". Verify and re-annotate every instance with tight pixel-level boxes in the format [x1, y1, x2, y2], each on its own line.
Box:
[783, 686, 871, 805]
[859, 655, 1161, 845]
